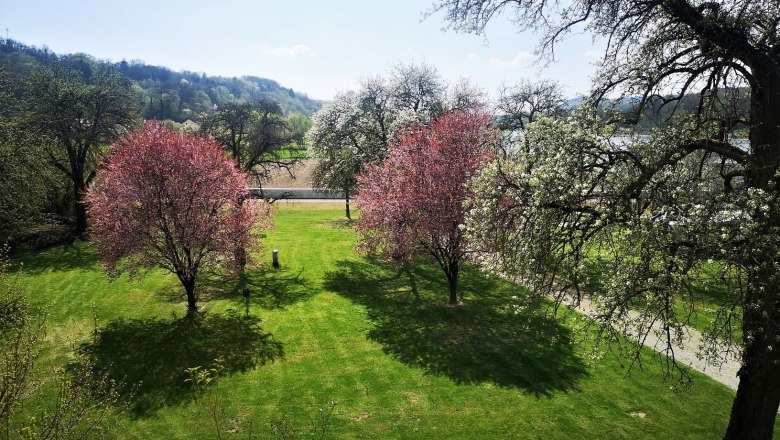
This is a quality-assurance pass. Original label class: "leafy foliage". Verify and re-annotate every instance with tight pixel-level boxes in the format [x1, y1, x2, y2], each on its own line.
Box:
[185, 358, 228, 440]
[25, 57, 138, 234]
[466, 112, 749, 359]
[286, 113, 312, 150]
[0, 69, 52, 243]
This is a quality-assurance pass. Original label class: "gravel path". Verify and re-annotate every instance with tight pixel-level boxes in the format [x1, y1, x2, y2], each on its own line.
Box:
[559, 293, 741, 389]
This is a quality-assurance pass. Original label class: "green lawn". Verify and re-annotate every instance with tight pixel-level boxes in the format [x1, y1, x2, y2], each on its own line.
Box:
[11, 208, 771, 439]
[270, 147, 309, 159]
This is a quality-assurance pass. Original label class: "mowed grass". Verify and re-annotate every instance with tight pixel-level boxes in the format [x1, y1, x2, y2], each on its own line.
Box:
[11, 207, 773, 439]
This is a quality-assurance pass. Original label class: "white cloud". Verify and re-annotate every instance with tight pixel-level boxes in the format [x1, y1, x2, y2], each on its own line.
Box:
[489, 51, 535, 68]
[466, 53, 480, 61]
[261, 44, 314, 58]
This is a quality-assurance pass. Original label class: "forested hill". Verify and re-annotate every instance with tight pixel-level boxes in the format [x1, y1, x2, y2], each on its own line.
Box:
[0, 38, 322, 121]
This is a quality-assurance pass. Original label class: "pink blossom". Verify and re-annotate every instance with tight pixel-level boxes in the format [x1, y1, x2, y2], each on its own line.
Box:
[355, 110, 496, 304]
[86, 121, 273, 313]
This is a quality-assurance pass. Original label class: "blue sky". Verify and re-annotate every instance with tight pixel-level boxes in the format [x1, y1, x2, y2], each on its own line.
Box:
[0, 0, 602, 101]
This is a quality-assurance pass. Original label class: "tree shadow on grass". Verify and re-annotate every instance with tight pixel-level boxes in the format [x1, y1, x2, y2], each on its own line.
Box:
[197, 266, 313, 310]
[245, 267, 312, 310]
[74, 311, 284, 416]
[323, 260, 588, 397]
[13, 242, 98, 274]
[320, 218, 355, 229]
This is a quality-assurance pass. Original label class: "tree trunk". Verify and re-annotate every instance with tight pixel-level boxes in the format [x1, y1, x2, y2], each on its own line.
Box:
[184, 279, 198, 314]
[446, 262, 459, 305]
[748, 71, 780, 190]
[724, 72, 780, 440]
[234, 246, 247, 277]
[234, 197, 247, 276]
[723, 336, 780, 440]
[723, 264, 780, 440]
[345, 187, 351, 221]
[73, 176, 88, 236]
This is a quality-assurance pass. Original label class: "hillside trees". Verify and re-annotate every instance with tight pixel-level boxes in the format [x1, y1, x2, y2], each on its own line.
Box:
[355, 110, 496, 304]
[86, 121, 272, 313]
[1, 39, 322, 124]
[26, 59, 138, 235]
[432, 0, 780, 438]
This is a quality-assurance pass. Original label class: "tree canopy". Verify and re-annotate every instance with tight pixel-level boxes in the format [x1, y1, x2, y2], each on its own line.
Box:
[0, 38, 322, 122]
[356, 110, 496, 304]
[307, 62, 484, 219]
[0, 68, 51, 243]
[495, 79, 566, 133]
[199, 99, 298, 191]
[86, 121, 272, 313]
[26, 59, 138, 235]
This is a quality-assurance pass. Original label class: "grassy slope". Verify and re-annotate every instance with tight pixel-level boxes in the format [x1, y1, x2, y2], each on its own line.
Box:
[12, 208, 773, 439]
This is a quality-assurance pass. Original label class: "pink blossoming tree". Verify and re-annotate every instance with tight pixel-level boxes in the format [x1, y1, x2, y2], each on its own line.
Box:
[355, 110, 496, 304]
[86, 121, 273, 314]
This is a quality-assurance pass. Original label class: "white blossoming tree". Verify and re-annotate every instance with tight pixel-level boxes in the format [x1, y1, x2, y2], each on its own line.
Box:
[467, 111, 776, 439]
[433, 1, 780, 437]
[307, 62, 485, 219]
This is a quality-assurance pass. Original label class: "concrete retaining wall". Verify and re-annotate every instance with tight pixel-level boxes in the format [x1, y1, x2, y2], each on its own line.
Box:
[251, 187, 345, 199]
